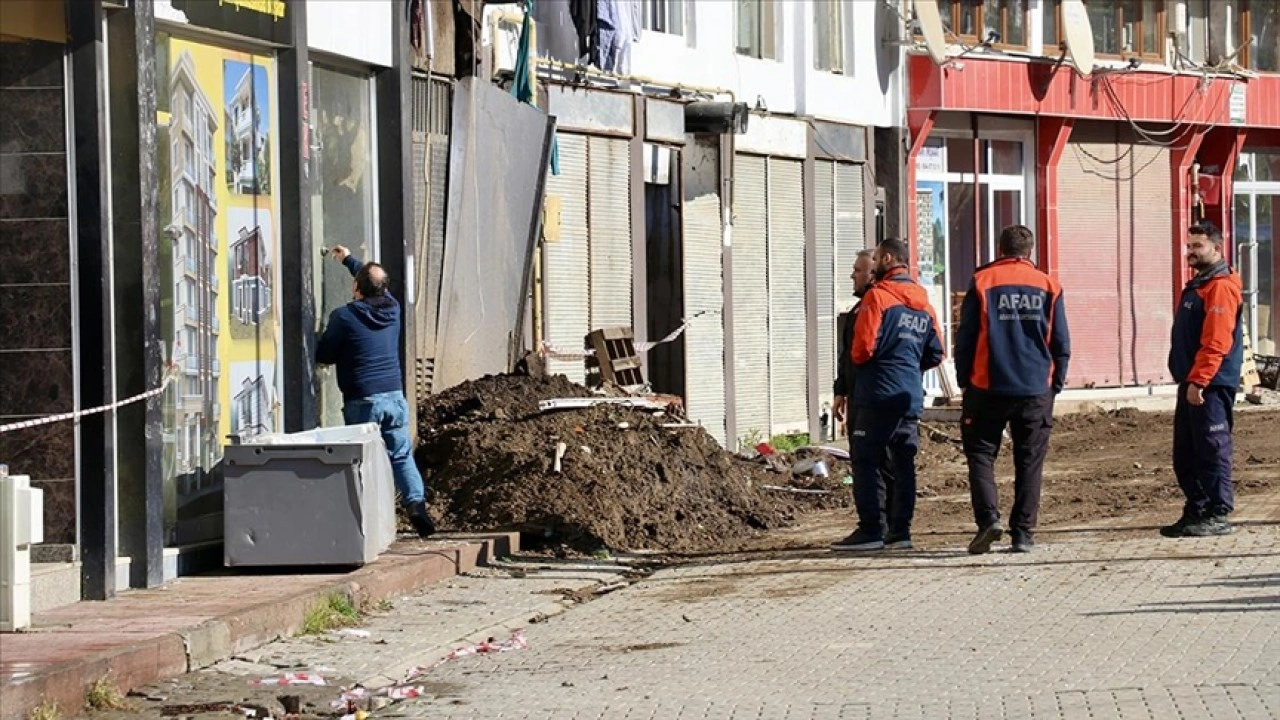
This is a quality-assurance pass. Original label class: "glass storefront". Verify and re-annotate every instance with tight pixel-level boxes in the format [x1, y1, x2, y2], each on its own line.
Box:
[1234, 151, 1280, 356]
[310, 64, 378, 428]
[155, 32, 282, 545]
[915, 135, 1031, 347]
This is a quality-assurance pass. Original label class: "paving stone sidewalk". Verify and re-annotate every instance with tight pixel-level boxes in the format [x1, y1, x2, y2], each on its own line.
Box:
[397, 526, 1280, 720]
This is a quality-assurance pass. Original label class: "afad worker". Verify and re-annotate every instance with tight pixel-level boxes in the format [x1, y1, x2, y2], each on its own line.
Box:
[317, 246, 435, 538]
[831, 249, 897, 535]
[832, 238, 944, 552]
[954, 225, 1070, 555]
[1162, 222, 1244, 539]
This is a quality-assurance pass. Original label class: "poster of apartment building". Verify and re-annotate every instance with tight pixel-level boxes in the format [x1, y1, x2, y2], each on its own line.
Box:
[226, 206, 276, 338]
[223, 60, 271, 196]
[229, 360, 278, 438]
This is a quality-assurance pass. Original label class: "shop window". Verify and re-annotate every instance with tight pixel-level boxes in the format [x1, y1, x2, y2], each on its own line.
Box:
[643, 0, 683, 36]
[935, 0, 1029, 48]
[311, 64, 378, 428]
[1241, 0, 1280, 73]
[736, 0, 777, 60]
[814, 1, 846, 73]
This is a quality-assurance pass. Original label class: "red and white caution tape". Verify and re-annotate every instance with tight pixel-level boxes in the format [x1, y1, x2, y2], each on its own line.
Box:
[330, 631, 529, 712]
[0, 364, 178, 435]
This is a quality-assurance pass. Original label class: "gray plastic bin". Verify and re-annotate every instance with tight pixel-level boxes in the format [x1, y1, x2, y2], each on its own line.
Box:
[223, 423, 397, 567]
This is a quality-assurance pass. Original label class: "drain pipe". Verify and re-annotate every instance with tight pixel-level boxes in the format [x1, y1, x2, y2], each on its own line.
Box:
[0, 466, 44, 631]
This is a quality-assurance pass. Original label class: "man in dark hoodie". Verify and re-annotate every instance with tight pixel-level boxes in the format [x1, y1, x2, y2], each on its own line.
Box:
[832, 249, 896, 532]
[832, 238, 944, 552]
[317, 246, 434, 538]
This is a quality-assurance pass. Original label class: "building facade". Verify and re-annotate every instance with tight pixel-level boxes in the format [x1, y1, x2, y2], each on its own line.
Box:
[0, 0, 417, 602]
[523, 0, 903, 447]
[903, 0, 1280, 389]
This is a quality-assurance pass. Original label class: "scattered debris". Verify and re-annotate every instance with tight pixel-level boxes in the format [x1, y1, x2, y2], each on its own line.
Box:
[249, 672, 326, 687]
[333, 628, 371, 639]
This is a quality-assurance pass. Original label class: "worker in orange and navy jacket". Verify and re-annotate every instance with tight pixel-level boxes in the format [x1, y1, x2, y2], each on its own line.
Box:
[830, 238, 944, 553]
[1161, 222, 1244, 540]
[953, 225, 1070, 556]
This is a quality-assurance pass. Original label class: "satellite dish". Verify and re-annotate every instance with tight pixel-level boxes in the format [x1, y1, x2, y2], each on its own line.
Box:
[912, 0, 948, 65]
[1060, 0, 1095, 76]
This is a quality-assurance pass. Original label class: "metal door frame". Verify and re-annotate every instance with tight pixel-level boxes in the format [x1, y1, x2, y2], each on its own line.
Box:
[1233, 178, 1280, 351]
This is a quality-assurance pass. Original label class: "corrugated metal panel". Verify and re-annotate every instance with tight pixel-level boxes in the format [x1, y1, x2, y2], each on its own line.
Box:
[829, 161, 867, 392]
[588, 136, 633, 328]
[732, 155, 771, 444]
[682, 139, 726, 444]
[1058, 123, 1124, 388]
[815, 160, 836, 411]
[1122, 139, 1173, 386]
[767, 158, 809, 432]
[412, 136, 430, 354]
[543, 133, 590, 382]
[423, 136, 449, 358]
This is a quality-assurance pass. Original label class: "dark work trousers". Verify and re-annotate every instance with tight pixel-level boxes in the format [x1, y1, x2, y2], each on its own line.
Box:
[961, 389, 1054, 532]
[846, 401, 896, 530]
[1172, 383, 1236, 518]
[851, 406, 919, 538]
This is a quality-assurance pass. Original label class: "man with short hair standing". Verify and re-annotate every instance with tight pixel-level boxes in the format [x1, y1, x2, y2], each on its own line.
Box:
[954, 225, 1070, 555]
[832, 239, 944, 551]
[1162, 222, 1244, 538]
[833, 249, 896, 529]
[317, 245, 435, 538]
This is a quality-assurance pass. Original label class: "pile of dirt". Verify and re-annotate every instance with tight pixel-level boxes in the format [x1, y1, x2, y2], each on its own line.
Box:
[416, 374, 849, 554]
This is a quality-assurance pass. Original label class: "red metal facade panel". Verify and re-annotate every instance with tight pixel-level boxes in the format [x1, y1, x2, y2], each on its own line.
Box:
[1058, 125, 1125, 388]
[907, 55, 1280, 129]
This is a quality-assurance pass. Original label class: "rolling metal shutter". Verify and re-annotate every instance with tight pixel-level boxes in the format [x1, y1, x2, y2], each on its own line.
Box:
[1122, 136, 1173, 386]
[411, 74, 451, 395]
[1057, 124, 1125, 388]
[815, 161, 836, 409]
[543, 133, 591, 382]
[732, 155, 771, 444]
[816, 160, 867, 407]
[587, 136, 633, 328]
[682, 140, 727, 444]
[768, 158, 809, 432]
[1058, 123, 1173, 388]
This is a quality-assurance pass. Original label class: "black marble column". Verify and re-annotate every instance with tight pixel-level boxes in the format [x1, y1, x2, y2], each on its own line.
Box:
[0, 37, 77, 549]
[279, 1, 317, 433]
[68, 0, 119, 601]
[107, 0, 164, 589]
[376, 5, 416, 418]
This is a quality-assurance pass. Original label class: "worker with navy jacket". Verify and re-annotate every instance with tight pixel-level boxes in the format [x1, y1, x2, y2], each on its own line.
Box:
[1161, 222, 1244, 539]
[831, 238, 944, 552]
[954, 225, 1070, 555]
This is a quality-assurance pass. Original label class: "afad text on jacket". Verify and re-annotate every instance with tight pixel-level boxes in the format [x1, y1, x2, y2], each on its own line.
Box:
[851, 267, 945, 417]
[1168, 260, 1244, 389]
[954, 257, 1071, 397]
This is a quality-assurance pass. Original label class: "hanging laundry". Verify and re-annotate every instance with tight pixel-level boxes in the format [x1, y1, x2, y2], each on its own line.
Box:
[570, 0, 600, 66]
[597, 0, 642, 74]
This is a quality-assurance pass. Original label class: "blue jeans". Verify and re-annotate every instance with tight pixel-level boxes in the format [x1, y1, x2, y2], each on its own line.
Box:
[342, 391, 426, 506]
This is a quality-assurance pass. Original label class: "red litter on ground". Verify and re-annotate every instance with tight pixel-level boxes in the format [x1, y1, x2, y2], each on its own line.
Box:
[249, 672, 326, 686]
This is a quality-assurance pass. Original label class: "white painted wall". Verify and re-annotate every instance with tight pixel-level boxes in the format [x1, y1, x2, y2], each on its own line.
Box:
[533, 0, 900, 129]
[307, 0, 393, 67]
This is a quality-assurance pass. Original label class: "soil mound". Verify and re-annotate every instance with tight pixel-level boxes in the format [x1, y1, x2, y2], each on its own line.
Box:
[416, 374, 848, 553]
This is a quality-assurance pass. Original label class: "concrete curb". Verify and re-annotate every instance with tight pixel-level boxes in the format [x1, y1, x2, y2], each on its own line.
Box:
[0, 534, 517, 720]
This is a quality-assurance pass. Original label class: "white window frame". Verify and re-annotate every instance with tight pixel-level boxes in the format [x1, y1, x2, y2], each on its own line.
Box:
[736, 0, 779, 60]
[643, 0, 685, 37]
[813, 0, 850, 74]
[914, 128, 1036, 349]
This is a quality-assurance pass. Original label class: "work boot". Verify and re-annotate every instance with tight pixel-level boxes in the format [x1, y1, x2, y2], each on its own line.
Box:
[967, 522, 1004, 555]
[407, 501, 436, 539]
[830, 528, 884, 551]
[884, 531, 913, 550]
[1010, 529, 1034, 553]
[1159, 511, 1202, 538]
[1184, 515, 1233, 537]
